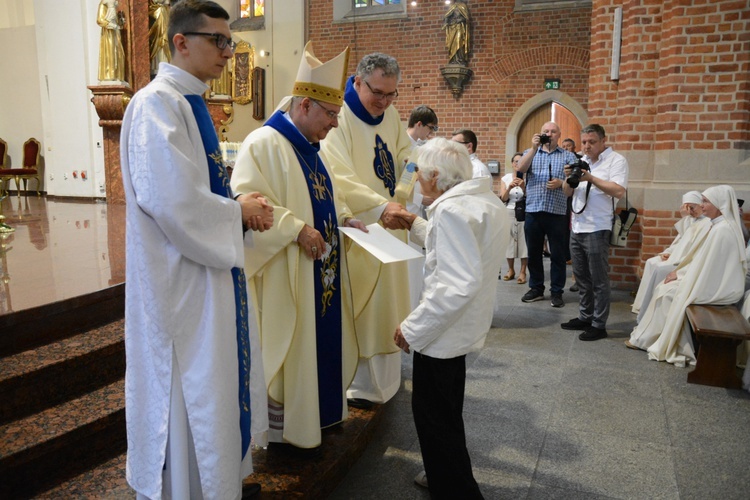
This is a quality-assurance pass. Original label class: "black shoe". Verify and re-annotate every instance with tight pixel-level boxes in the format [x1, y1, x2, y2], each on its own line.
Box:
[579, 326, 608, 341]
[243, 482, 262, 498]
[522, 289, 544, 303]
[543, 251, 551, 258]
[561, 317, 591, 330]
[569, 282, 579, 292]
[551, 294, 564, 308]
[347, 398, 376, 409]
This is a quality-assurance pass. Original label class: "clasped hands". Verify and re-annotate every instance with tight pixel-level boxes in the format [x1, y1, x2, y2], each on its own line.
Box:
[237, 192, 274, 232]
[298, 218, 367, 260]
[380, 201, 416, 230]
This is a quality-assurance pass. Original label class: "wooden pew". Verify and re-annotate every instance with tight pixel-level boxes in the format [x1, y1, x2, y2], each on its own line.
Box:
[685, 304, 750, 389]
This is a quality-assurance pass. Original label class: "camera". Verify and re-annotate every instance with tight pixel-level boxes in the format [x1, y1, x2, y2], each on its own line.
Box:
[539, 134, 551, 145]
[566, 159, 589, 188]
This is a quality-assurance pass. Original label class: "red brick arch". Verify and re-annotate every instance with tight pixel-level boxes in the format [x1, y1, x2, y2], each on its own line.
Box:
[489, 46, 590, 83]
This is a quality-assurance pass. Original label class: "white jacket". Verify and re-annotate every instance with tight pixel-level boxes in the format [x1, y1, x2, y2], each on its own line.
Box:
[401, 177, 508, 358]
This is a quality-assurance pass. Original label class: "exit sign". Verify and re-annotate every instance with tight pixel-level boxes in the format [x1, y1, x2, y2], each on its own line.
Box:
[544, 79, 561, 90]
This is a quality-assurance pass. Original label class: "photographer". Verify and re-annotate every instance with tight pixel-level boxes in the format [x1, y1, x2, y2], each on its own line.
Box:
[561, 124, 628, 341]
[517, 122, 578, 307]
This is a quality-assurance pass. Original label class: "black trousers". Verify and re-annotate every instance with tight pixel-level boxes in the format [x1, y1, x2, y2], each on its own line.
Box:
[412, 351, 483, 500]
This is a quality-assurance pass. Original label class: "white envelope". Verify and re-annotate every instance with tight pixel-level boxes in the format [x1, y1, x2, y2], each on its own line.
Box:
[339, 223, 424, 264]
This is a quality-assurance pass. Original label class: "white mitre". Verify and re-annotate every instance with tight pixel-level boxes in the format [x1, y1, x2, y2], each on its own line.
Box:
[276, 41, 350, 111]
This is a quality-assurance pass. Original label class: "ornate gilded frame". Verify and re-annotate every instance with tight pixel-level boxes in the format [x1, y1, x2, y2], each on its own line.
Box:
[232, 41, 255, 105]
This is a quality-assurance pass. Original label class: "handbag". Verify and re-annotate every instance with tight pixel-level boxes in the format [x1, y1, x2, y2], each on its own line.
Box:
[514, 195, 526, 222]
[610, 190, 638, 247]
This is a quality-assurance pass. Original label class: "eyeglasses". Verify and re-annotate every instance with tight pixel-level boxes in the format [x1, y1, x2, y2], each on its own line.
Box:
[182, 32, 236, 52]
[453, 140, 470, 145]
[426, 124, 439, 133]
[311, 99, 339, 120]
[364, 80, 399, 101]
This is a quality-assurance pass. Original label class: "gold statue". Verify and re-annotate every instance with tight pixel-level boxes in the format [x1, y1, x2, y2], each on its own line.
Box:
[442, 1, 470, 66]
[148, 0, 171, 77]
[97, 0, 126, 82]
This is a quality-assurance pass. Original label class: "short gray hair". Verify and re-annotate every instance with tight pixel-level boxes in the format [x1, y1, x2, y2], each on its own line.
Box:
[356, 53, 401, 81]
[412, 137, 471, 192]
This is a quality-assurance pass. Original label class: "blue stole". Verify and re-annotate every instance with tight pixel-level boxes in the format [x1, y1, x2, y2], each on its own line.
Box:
[184, 94, 251, 459]
[266, 111, 344, 427]
[344, 75, 396, 197]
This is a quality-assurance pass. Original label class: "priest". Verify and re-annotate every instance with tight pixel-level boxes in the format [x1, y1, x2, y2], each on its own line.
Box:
[321, 52, 414, 406]
[230, 42, 367, 449]
[120, 1, 273, 498]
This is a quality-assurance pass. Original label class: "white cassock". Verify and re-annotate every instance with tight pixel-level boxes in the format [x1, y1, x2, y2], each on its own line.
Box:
[739, 243, 750, 392]
[322, 86, 413, 403]
[632, 216, 710, 322]
[629, 216, 746, 367]
[121, 63, 265, 499]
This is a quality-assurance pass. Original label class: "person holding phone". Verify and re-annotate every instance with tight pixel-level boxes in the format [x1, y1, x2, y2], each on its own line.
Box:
[499, 152, 527, 284]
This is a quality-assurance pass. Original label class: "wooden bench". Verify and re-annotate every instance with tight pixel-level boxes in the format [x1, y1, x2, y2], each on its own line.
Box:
[685, 304, 750, 389]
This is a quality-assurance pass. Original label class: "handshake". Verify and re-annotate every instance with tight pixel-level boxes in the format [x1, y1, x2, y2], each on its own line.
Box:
[380, 202, 417, 230]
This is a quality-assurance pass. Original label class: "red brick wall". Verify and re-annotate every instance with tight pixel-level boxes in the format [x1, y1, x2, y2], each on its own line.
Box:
[308, 1, 749, 290]
[308, 1, 592, 176]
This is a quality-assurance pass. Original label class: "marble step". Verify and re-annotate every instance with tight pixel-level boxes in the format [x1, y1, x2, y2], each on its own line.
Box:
[0, 319, 124, 425]
[0, 378, 126, 499]
[0, 283, 124, 357]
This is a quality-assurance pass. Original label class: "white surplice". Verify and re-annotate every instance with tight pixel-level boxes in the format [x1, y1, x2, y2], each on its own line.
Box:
[121, 63, 263, 499]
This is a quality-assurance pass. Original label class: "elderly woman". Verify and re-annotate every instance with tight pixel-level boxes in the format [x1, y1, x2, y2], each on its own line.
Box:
[631, 190, 709, 322]
[627, 185, 747, 367]
[499, 152, 528, 283]
[393, 137, 508, 498]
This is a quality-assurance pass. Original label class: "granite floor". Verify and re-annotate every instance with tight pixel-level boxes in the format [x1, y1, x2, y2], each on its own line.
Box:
[4, 197, 749, 499]
[329, 262, 750, 500]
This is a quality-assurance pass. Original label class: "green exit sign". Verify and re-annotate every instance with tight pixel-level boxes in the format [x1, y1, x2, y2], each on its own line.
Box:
[544, 79, 561, 90]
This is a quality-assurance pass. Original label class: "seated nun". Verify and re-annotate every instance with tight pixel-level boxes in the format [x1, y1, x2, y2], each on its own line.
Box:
[626, 185, 747, 367]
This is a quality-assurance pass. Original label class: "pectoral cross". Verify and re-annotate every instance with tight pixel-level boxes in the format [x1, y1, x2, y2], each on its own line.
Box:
[310, 172, 330, 201]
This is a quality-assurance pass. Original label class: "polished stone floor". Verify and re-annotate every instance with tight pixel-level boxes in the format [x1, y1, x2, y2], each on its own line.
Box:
[4, 196, 749, 499]
[0, 195, 124, 315]
[329, 267, 750, 500]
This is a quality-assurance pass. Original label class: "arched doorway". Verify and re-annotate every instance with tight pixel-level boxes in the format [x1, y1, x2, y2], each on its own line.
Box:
[505, 90, 587, 175]
[517, 103, 582, 155]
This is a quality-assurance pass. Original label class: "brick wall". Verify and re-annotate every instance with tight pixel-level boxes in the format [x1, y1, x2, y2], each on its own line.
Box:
[308, 1, 749, 290]
[308, 0, 592, 179]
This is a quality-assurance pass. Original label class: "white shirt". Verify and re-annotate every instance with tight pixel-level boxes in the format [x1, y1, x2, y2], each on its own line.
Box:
[571, 147, 629, 233]
[401, 177, 508, 358]
[470, 153, 491, 178]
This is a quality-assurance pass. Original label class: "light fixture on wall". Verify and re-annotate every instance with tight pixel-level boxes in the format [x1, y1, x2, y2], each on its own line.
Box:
[259, 50, 270, 57]
[610, 6, 622, 81]
[411, 1, 417, 5]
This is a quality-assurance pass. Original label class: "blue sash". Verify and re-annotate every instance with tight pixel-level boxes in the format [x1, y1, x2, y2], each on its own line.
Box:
[344, 76, 396, 196]
[266, 111, 344, 427]
[184, 94, 251, 459]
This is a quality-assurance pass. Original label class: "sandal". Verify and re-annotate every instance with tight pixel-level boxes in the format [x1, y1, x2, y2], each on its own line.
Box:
[502, 272, 515, 281]
[517, 275, 527, 285]
[624, 340, 643, 351]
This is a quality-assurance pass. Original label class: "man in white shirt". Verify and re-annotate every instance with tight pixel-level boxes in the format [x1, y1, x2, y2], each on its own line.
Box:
[452, 129, 491, 178]
[562, 124, 628, 341]
[406, 105, 438, 148]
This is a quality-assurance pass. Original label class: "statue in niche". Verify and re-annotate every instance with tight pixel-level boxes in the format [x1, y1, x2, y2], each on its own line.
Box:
[148, 0, 171, 77]
[97, 0, 127, 83]
[442, 0, 470, 66]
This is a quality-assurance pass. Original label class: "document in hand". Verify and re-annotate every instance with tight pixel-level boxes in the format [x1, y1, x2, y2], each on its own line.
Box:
[339, 223, 424, 264]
